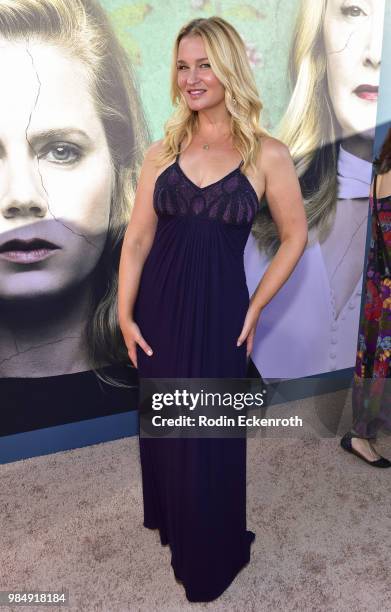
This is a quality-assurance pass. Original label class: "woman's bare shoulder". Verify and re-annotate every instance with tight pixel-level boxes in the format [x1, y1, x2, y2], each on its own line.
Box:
[140, 140, 167, 179]
[144, 138, 165, 162]
[258, 135, 291, 165]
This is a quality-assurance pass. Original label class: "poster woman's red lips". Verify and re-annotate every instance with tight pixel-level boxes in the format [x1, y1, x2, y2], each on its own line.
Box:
[0, 238, 60, 264]
[354, 84, 379, 101]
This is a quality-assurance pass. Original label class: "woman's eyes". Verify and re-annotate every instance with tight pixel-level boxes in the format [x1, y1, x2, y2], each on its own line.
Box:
[178, 63, 211, 70]
[341, 4, 366, 18]
[38, 143, 83, 165]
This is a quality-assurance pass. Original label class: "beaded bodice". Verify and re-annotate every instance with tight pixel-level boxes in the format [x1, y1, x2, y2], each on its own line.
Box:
[153, 156, 259, 225]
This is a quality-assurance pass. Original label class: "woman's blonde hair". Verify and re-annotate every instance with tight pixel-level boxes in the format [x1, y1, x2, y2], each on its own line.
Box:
[252, 0, 341, 256]
[0, 0, 150, 385]
[154, 16, 270, 174]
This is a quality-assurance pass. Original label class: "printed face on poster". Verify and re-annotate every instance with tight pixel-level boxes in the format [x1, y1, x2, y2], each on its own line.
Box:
[0, 0, 148, 383]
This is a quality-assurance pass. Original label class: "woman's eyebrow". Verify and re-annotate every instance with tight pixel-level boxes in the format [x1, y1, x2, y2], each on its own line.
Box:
[176, 57, 209, 64]
[26, 128, 94, 146]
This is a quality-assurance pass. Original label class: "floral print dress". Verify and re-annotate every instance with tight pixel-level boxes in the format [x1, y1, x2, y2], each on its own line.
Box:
[352, 175, 391, 438]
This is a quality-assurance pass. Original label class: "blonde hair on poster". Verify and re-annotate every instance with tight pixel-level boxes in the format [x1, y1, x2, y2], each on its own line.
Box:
[252, 0, 340, 256]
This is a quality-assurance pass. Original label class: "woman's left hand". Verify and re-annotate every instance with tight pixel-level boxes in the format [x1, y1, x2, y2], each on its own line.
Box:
[236, 304, 262, 358]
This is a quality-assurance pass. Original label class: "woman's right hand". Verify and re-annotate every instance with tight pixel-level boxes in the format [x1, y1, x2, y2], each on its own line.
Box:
[120, 319, 153, 368]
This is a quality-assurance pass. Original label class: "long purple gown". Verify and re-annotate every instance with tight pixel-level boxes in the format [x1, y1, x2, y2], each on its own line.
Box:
[133, 151, 258, 602]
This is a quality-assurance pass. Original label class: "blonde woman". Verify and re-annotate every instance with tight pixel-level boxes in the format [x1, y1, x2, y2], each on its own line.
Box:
[245, 0, 383, 379]
[0, 0, 149, 436]
[118, 16, 307, 602]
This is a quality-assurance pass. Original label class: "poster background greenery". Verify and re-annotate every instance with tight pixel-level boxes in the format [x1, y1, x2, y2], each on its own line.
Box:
[100, 0, 300, 138]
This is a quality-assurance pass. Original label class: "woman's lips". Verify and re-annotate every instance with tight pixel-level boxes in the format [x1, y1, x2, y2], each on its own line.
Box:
[187, 89, 206, 98]
[0, 248, 58, 263]
[354, 84, 378, 101]
[0, 239, 60, 264]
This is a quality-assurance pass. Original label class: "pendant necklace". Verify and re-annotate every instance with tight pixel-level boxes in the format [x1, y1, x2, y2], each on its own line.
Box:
[200, 131, 231, 151]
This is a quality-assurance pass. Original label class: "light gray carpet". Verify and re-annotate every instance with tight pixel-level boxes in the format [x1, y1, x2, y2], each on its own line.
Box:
[1, 389, 390, 611]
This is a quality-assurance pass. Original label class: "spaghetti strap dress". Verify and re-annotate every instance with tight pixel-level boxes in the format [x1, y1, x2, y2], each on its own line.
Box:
[352, 180, 391, 438]
[133, 150, 258, 602]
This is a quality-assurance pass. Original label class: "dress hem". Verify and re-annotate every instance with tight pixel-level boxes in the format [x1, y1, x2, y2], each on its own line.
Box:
[180, 530, 256, 603]
[143, 520, 255, 602]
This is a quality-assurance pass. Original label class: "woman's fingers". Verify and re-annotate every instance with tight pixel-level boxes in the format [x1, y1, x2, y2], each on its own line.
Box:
[128, 344, 137, 368]
[237, 321, 250, 347]
[121, 320, 154, 367]
[237, 324, 255, 358]
[246, 328, 255, 358]
[237, 333, 245, 346]
[136, 332, 153, 357]
[237, 306, 262, 350]
[127, 335, 153, 368]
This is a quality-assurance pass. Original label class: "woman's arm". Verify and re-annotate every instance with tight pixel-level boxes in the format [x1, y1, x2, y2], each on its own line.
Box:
[238, 136, 308, 355]
[250, 136, 308, 312]
[118, 140, 162, 367]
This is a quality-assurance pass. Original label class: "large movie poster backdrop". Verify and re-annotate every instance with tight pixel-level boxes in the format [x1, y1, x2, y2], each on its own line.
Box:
[104, 0, 387, 380]
[0, 0, 387, 439]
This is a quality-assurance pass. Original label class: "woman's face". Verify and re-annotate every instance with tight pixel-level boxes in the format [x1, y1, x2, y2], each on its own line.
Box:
[176, 35, 226, 111]
[0, 40, 113, 301]
[323, 0, 384, 138]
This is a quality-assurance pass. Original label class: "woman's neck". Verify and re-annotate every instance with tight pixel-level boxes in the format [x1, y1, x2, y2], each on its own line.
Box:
[340, 132, 374, 163]
[195, 107, 232, 141]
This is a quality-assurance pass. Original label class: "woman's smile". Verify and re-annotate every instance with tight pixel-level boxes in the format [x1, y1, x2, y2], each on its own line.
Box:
[187, 89, 207, 98]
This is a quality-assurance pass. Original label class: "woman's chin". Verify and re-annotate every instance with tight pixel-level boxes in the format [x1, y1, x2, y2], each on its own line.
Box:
[0, 276, 90, 305]
[341, 110, 377, 141]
